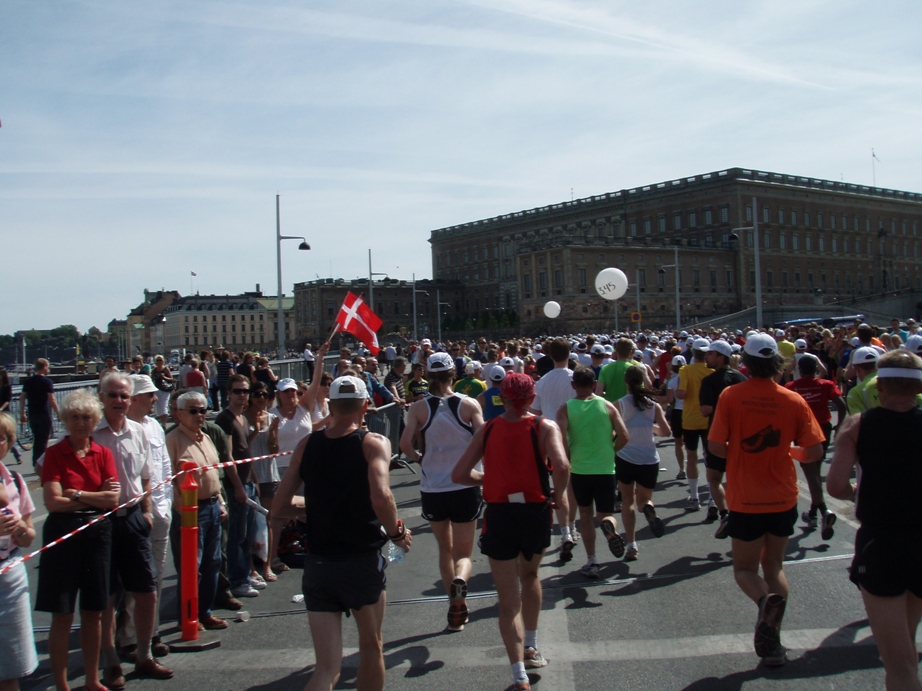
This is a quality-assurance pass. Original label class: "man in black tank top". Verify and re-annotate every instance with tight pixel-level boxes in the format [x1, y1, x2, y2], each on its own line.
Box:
[827, 349, 922, 691]
[274, 374, 412, 691]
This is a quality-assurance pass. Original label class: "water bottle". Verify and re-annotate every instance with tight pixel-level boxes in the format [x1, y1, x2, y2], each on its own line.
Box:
[387, 541, 405, 563]
[0, 509, 12, 554]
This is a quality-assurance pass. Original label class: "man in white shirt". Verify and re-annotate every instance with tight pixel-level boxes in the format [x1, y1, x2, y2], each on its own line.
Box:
[96, 372, 172, 686]
[303, 342, 315, 382]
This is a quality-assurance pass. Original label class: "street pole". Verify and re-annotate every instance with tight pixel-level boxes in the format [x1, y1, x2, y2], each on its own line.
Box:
[412, 273, 417, 342]
[752, 196, 763, 328]
[635, 268, 642, 331]
[674, 245, 680, 330]
[369, 249, 374, 309]
[276, 194, 311, 358]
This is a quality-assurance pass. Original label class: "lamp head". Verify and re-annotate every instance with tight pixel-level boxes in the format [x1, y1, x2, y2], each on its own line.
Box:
[298, 241, 311, 250]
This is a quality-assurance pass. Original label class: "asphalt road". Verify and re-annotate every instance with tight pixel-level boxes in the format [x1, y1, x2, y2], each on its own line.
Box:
[5, 432, 913, 691]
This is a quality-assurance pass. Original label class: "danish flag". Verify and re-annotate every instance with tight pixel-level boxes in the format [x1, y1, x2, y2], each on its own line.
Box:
[334, 292, 382, 355]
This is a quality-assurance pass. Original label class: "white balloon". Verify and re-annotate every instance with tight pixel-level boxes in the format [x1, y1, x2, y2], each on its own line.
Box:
[543, 301, 561, 319]
[595, 268, 629, 301]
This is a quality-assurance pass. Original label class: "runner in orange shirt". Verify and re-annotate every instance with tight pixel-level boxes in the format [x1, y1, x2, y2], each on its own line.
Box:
[708, 333, 825, 667]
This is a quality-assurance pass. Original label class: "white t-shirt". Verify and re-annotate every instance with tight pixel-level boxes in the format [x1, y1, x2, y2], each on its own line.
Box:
[270, 404, 312, 472]
[667, 375, 683, 410]
[303, 348, 314, 362]
[140, 416, 172, 521]
[533, 367, 575, 418]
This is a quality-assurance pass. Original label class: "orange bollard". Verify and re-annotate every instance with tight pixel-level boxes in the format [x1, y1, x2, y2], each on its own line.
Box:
[180, 461, 200, 641]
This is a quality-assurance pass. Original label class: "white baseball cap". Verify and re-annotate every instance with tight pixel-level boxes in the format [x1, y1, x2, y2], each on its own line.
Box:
[671, 355, 686, 366]
[487, 365, 506, 383]
[903, 334, 922, 354]
[499, 356, 516, 368]
[852, 347, 879, 365]
[329, 375, 367, 400]
[692, 338, 710, 351]
[427, 352, 454, 372]
[743, 333, 779, 358]
[794, 339, 808, 350]
[704, 340, 733, 357]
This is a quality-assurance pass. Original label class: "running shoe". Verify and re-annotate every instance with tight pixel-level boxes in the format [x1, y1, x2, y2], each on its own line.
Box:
[675, 470, 687, 480]
[230, 584, 259, 598]
[600, 516, 626, 558]
[685, 497, 700, 512]
[762, 645, 788, 667]
[623, 544, 639, 562]
[447, 578, 468, 631]
[642, 503, 665, 538]
[571, 529, 580, 543]
[706, 504, 719, 521]
[248, 576, 267, 590]
[714, 514, 730, 540]
[754, 593, 786, 658]
[580, 562, 600, 579]
[613, 499, 623, 513]
[820, 512, 837, 541]
[514, 680, 531, 690]
[559, 537, 575, 563]
[801, 511, 818, 529]
[524, 647, 548, 669]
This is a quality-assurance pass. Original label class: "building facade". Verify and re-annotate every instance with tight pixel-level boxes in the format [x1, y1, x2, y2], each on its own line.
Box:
[293, 277, 469, 345]
[429, 167, 922, 332]
[162, 289, 294, 353]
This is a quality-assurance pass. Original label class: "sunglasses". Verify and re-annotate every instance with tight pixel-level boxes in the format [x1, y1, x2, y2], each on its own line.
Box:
[231, 388, 250, 395]
[250, 391, 269, 398]
[184, 407, 208, 415]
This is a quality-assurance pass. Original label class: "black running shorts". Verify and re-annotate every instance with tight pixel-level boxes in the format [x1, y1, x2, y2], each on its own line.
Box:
[570, 473, 617, 513]
[669, 408, 684, 439]
[704, 450, 727, 474]
[420, 487, 484, 523]
[480, 503, 551, 561]
[726, 507, 798, 542]
[614, 457, 659, 490]
[302, 550, 387, 614]
[850, 527, 922, 598]
[682, 428, 707, 452]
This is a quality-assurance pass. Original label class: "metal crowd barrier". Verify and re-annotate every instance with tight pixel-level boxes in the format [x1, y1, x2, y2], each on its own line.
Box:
[365, 403, 415, 474]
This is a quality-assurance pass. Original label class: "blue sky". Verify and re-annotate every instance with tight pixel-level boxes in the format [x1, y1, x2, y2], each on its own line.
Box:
[2, 0, 920, 334]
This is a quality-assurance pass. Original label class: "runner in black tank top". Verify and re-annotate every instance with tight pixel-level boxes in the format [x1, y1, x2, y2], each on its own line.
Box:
[273, 373, 412, 691]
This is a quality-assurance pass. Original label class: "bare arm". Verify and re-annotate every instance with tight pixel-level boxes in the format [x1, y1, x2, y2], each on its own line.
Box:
[398, 400, 425, 462]
[555, 404, 570, 459]
[827, 413, 860, 500]
[364, 432, 408, 549]
[652, 402, 671, 438]
[300, 342, 330, 411]
[675, 388, 687, 400]
[460, 397, 485, 433]
[44, 479, 120, 513]
[18, 391, 26, 422]
[832, 396, 848, 433]
[48, 392, 59, 416]
[539, 418, 570, 517]
[608, 400, 630, 452]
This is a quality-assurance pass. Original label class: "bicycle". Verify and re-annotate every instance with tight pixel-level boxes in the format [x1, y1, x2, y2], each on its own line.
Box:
[17, 422, 33, 451]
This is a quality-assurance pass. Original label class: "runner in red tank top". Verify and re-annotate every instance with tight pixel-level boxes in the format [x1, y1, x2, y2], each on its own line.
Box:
[453, 373, 570, 691]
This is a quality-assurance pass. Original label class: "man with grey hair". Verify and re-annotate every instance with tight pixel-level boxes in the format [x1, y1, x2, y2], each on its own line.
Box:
[95, 372, 173, 686]
[166, 391, 228, 631]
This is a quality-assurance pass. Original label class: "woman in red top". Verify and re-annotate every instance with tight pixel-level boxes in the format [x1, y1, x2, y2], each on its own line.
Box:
[453, 373, 570, 691]
[37, 389, 120, 691]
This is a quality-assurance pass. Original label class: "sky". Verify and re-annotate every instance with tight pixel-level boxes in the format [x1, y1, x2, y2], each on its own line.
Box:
[2, 0, 921, 335]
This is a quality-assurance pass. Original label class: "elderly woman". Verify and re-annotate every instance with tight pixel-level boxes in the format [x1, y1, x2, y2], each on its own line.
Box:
[0, 412, 38, 691]
[36, 389, 120, 691]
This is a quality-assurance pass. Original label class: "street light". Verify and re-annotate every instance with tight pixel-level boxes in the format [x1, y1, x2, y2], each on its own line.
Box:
[729, 195, 762, 327]
[436, 289, 451, 345]
[367, 249, 389, 310]
[658, 245, 681, 330]
[276, 194, 310, 357]
[411, 273, 428, 342]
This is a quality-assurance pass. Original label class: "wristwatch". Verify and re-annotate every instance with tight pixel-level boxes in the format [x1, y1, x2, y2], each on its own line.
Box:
[74, 490, 83, 502]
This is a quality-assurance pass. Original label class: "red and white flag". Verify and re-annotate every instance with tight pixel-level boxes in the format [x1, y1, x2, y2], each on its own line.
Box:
[334, 292, 382, 355]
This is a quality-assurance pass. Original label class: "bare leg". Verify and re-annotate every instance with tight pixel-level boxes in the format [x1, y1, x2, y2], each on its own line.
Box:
[706, 468, 727, 512]
[49, 612, 75, 691]
[490, 557, 525, 665]
[731, 534, 789, 604]
[428, 520, 475, 594]
[674, 438, 685, 474]
[260, 495, 275, 577]
[578, 505, 596, 556]
[686, 449, 699, 484]
[860, 589, 922, 691]
[518, 552, 544, 633]
[800, 460, 825, 508]
[305, 611, 344, 691]
[352, 594, 387, 691]
[131, 591, 157, 661]
[619, 482, 637, 543]
[80, 610, 106, 691]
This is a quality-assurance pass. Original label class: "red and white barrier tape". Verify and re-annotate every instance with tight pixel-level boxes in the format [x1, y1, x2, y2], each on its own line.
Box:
[0, 450, 292, 576]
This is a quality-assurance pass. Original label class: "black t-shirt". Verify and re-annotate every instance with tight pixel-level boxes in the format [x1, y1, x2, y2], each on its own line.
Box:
[23, 374, 54, 418]
[699, 367, 747, 429]
[215, 409, 252, 484]
[237, 363, 255, 380]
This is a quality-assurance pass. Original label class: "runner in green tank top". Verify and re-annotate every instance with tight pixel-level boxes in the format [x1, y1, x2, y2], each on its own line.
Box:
[557, 366, 630, 579]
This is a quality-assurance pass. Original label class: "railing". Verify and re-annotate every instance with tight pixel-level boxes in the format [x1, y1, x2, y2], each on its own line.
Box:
[365, 403, 415, 473]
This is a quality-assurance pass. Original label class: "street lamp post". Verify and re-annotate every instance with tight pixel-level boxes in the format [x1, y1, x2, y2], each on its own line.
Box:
[658, 245, 681, 330]
[730, 195, 762, 327]
[367, 249, 389, 311]
[411, 273, 428, 342]
[275, 194, 310, 358]
[436, 289, 451, 345]
[635, 268, 642, 331]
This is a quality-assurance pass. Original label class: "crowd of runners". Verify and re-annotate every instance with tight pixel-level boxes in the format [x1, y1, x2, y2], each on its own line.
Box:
[1, 317, 921, 690]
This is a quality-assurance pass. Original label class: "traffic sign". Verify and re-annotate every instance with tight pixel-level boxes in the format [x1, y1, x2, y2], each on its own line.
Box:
[631, 311, 642, 323]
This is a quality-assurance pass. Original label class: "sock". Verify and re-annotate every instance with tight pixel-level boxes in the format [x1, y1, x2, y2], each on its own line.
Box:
[524, 630, 537, 649]
[688, 479, 699, 499]
[627, 541, 638, 549]
[102, 646, 121, 668]
[707, 498, 715, 507]
[587, 554, 599, 565]
[719, 510, 729, 518]
[570, 523, 578, 536]
[511, 661, 528, 683]
[818, 503, 828, 515]
[137, 638, 152, 662]
[560, 526, 570, 541]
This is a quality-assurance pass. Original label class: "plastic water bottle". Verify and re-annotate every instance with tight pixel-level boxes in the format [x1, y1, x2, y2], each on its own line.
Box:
[387, 541, 405, 563]
[0, 509, 12, 554]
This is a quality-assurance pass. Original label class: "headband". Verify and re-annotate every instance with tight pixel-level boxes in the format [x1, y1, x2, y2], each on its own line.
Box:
[877, 367, 922, 380]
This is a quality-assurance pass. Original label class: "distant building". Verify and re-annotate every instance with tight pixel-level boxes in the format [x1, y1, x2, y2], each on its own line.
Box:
[126, 289, 181, 356]
[293, 277, 467, 345]
[161, 286, 294, 352]
[428, 167, 922, 331]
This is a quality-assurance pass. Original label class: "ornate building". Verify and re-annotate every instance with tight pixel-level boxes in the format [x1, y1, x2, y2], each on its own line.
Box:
[429, 168, 922, 332]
